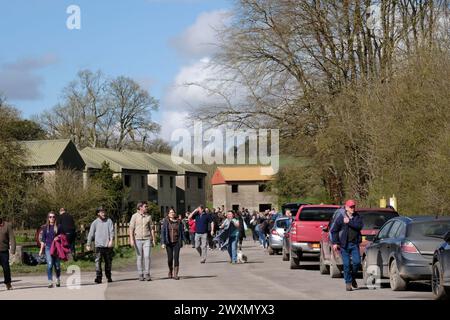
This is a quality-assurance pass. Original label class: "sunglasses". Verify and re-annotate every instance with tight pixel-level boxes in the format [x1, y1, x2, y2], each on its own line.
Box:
[349, 206, 356, 209]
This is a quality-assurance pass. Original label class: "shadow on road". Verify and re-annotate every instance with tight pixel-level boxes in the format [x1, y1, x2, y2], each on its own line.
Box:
[179, 275, 217, 280]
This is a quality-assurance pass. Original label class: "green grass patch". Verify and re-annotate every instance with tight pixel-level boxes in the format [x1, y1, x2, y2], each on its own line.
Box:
[9, 245, 162, 276]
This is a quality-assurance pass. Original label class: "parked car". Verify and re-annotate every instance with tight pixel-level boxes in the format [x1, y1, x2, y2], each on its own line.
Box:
[281, 202, 310, 216]
[320, 208, 399, 278]
[268, 216, 290, 255]
[432, 231, 450, 300]
[363, 216, 450, 291]
[283, 205, 339, 269]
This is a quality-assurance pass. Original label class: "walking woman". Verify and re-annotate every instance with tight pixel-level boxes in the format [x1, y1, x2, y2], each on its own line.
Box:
[39, 211, 62, 288]
[161, 209, 185, 280]
[220, 210, 240, 264]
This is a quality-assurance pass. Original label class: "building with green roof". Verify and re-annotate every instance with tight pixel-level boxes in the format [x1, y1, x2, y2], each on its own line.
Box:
[20, 139, 85, 182]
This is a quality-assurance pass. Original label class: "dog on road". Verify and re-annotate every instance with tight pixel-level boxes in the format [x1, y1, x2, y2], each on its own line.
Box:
[237, 250, 247, 263]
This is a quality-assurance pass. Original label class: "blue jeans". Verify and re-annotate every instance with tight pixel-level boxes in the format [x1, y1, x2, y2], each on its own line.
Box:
[341, 242, 361, 284]
[255, 226, 267, 248]
[228, 235, 238, 263]
[45, 245, 61, 281]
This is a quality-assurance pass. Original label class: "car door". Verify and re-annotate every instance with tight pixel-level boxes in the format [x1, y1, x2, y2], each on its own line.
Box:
[367, 221, 394, 276]
[443, 237, 450, 283]
[381, 221, 404, 274]
[321, 212, 338, 261]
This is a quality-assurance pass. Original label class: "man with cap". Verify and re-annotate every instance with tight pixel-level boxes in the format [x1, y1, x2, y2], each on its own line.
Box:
[87, 207, 115, 284]
[330, 199, 363, 291]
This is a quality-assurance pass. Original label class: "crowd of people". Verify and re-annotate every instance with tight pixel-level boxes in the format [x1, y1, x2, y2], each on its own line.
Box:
[0, 203, 284, 290]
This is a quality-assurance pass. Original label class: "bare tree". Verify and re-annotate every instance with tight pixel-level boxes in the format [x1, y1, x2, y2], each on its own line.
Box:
[107, 76, 159, 150]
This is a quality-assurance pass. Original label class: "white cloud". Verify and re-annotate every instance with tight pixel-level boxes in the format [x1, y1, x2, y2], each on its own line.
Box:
[160, 58, 217, 140]
[170, 9, 230, 60]
[160, 10, 236, 141]
[0, 54, 58, 100]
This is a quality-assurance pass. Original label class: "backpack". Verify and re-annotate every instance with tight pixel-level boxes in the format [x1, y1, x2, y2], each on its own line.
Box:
[329, 207, 345, 242]
[22, 251, 38, 266]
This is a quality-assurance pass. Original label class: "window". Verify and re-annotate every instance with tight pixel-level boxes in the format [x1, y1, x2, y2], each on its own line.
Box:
[198, 177, 203, 189]
[159, 175, 164, 188]
[186, 176, 190, 189]
[141, 176, 146, 189]
[170, 176, 174, 189]
[377, 221, 393, 240]
[299, 207, 336, 221]
[276, 219, 288, 229]
[259, 204, 271, 212]
[161, 206, 164, 215]
[259, 184, 267, 192]
[124, 175, 131, 187]
[387, 221, 403, 239]
[231, 184, 239, 193]
[360, 211, 399, 230]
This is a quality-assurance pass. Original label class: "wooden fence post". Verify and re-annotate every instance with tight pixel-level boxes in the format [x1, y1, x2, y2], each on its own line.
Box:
[114, 222, 118, 249]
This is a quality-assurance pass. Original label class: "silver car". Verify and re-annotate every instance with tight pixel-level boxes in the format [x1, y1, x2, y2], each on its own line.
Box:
[268, 217, 290, 255]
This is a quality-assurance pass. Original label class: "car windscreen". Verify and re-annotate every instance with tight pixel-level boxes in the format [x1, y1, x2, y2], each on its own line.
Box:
[407, 221, 450, 239]
[299, 208, 336, 221]
[360, 211, 399, 230]
[275, 219, 288, 229]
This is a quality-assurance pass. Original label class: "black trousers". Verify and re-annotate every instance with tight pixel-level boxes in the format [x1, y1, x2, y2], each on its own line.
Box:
[95, 247, 113, 279]
[165, 242, 181, 269]
[65, 232, 76, 255]
[0, 251, 11, 285]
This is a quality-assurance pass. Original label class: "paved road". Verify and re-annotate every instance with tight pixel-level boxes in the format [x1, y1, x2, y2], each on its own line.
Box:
[0, 239, 434, 300]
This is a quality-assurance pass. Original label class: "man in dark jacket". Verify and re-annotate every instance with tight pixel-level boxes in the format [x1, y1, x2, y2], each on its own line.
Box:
[0, 216, 16, 290]
[57, 207, 77, 260]
[330, 199, 363, 291]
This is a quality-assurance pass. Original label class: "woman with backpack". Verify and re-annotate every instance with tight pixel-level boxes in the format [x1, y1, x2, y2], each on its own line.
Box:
[39, 211, 62, 288]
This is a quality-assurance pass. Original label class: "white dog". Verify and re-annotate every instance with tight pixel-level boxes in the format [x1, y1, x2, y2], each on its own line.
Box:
[237, 250, 247, 263]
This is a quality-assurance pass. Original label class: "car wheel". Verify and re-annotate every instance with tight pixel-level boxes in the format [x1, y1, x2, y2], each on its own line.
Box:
[389, 259, 408, 291]
[319, 249, 330, 275]
[432, 261, 450, 300]
[282, 246, 289, 261]
[268, 246, 274, 255]
[330, 255, 342, 278]
[362, 256, 375, 289]
[290, 251, 300, 269]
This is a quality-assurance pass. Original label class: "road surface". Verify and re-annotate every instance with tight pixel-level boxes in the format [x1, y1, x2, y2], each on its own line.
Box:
[0, 239, 434, 300]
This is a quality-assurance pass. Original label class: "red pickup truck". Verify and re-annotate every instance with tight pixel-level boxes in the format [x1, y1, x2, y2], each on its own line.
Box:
[284, 205, 339, 269]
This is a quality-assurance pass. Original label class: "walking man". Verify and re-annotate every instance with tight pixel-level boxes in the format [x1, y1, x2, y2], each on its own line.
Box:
[0, 216, 16, 290]
[57, 207, 77, 260]
[87, 207, 115, 284]
[189, 206, 214, 263]
[129, 201, 155, 281]
[330, 199, 363, 291]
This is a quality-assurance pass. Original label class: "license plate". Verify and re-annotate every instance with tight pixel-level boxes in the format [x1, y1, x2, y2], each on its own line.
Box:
[312, 243, 320, 249]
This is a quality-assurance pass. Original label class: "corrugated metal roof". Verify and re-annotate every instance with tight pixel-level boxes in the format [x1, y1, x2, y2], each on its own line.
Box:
[80, 147, 148, 172]
[20, 139, 72, 167]
[122, 150, 177, 173]
[216, 166, 275, 182]
[150, 153, 207, 174]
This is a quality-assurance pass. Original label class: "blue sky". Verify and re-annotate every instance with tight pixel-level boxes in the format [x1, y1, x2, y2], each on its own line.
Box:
[0, 0, 231, 131]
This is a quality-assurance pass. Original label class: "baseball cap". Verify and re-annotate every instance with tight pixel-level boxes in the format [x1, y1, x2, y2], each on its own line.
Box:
[345, 199, 356, 207]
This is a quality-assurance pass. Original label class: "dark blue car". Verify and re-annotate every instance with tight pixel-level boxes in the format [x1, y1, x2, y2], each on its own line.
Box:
[432, 231, 450, 300]
[363, 216, 450, 291]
